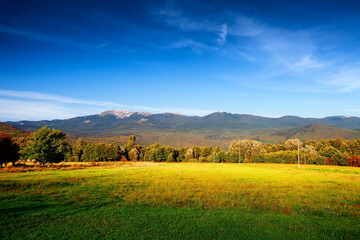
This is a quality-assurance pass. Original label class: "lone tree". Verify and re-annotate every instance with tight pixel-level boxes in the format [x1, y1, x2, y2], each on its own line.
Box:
[21, 126, 69, 164]
[0, 133, 19, 167]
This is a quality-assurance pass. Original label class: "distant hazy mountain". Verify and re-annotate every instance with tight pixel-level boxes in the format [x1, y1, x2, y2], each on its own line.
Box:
[6, 110, 360, 147]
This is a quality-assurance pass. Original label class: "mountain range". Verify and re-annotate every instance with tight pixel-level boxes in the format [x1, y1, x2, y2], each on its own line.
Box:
[6, 110, 360, 148]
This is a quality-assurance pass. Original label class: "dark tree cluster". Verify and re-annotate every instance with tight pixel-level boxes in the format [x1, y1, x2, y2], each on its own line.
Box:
[0, 133, 19, 167]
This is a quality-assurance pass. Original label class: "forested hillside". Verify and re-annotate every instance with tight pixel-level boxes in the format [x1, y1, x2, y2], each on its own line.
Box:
[0, 122, 29, 138]
[7, 110, 360, 147]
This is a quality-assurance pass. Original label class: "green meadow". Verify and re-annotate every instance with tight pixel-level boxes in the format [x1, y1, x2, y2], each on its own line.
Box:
[1, 163, 360, 239]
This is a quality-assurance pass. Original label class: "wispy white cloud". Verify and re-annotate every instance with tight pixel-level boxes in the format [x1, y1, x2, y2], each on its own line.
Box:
[152, 5, 360, 93]
[153, 7, 218, 32]
[0, 24, 111, 51]
[218, 24, 227, 44]
[230, 16, 264, 37]
[0, 89, 214, 121]
[151, 4, 227, 52]
[153, 6, 329, 74]
[235, 50, 256, 62]
[324, 65, 360, 92]
[288, 54, 328, 72]
[0, 25, 54, 42]
[166, 39, 218, 54]
[0, 99, 103, 121]
[167, 39, 206, 49]
[229, 16, 328, 73]
[0, 89, 117, 107]
[221, 15, 360, 93]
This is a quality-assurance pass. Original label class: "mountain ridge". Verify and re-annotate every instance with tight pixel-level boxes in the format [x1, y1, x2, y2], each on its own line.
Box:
[6, 109, 360, 147]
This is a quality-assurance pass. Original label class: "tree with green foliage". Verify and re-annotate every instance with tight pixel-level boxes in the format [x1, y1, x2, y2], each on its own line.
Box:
[217, 151, 227, 163]
[227, 152, 238, 163]
[319, 146, 348, 166]
[128, 148, 139, 161]
[125, 135, 136, 152]
[316, 139, 330, 152]
[167, 152, 175, 162]
[328, 138, 344, 150]
[73, 138, 86, 161]
[137, 145, 146, 161]
[192, 145, 201, 160]
[145, 150, 156, 161]
[106, 143, 122, 161]
[200, 146, 213, 158]
[253, 150, 298, 164]
[347, 139, 360, 156]
[154, 147, 166, 162]
[82, 144, 100, 162]
[21, 126, 69, 164]
[0, 133, 19, 167]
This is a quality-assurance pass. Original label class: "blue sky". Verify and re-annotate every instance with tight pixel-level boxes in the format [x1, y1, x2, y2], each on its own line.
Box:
[1, 0, 360, 121]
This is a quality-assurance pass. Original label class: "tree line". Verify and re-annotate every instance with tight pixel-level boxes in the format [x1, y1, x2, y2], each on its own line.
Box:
[1, 126, 360, 167]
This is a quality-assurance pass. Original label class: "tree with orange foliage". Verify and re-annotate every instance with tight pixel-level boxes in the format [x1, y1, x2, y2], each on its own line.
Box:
[348, 155, 360, 167]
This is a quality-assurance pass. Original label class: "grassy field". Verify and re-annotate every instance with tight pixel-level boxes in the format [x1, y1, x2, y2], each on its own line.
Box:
[1, 162, 360, 239]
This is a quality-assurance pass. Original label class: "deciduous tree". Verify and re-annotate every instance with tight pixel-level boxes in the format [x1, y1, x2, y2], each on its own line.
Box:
[21, 126, 69, 164]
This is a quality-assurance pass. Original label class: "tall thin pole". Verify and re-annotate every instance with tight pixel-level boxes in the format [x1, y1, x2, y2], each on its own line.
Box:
[298, 141, 300, 168]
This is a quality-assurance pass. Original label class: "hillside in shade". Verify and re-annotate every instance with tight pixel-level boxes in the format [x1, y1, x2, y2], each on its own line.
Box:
[6, 110, 360, 147]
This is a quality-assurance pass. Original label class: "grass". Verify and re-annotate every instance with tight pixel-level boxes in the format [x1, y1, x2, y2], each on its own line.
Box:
[1, 162, 360, 239]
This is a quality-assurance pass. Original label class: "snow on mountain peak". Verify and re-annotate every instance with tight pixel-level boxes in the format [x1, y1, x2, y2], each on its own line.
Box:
[99, 109, 134, 119]
[137, 112, 153, 117]
[163, 112, 184, 116]
[99, 109, 152, 119]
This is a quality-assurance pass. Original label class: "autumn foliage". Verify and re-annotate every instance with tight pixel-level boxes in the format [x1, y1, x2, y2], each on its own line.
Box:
[348, 155, 360, 167]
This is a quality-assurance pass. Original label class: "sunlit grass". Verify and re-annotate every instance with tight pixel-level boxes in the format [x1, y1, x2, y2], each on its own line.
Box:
[1, 163, 360, 239]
